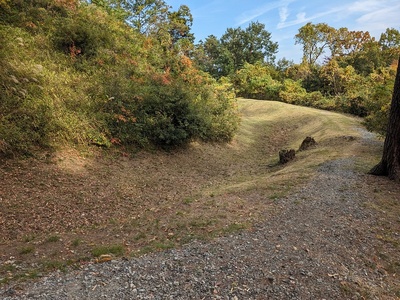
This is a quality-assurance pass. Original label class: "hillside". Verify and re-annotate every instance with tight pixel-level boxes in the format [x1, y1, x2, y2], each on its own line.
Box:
[2, 99, 400, 295]
[0, 0, 239, 155]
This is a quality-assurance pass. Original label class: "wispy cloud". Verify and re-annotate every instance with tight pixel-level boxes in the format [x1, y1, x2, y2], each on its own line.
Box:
[277, 7, 343, 29]
[354, 2, 400, 35]
[279, 6, 289, 23]
[276, 0, 400, 31]
[347, 0, 386, 13]
[235, 0, 296, 26]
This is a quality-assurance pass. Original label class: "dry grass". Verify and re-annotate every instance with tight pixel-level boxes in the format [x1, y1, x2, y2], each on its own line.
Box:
[0, 99, 390, 285]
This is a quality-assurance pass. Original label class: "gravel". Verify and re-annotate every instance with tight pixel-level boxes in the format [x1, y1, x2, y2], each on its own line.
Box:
[1, 146, 394, 299]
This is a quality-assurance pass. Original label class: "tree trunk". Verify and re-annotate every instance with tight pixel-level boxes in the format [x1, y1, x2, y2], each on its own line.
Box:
[369, 57, 400, 181]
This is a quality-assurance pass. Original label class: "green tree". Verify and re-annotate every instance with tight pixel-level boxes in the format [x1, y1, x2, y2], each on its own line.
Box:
[88, 0, 170, 34]
[221, 21, 278, 71]
[127, 0, 169, 34]
[275, 58, 294, 73]
[88, 0, 130, 20]
[192, 35, 234, 78]
[295, 22, 335, 65]
[380, 28, 400, 49]
[379, 28, 400, 68]
[167, 5, 194, 45]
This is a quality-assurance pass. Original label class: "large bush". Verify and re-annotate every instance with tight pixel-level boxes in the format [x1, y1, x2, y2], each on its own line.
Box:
[107, 74, 239, 149]
[52, 5, 114, 58]
[279, 79, 307, 105]
[231, 62, 282, 100]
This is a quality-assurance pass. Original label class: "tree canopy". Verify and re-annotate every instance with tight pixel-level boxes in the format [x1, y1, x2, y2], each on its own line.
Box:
[193, 21, 278, 78]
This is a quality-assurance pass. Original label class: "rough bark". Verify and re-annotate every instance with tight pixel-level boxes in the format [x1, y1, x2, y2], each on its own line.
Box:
[369, 57, 400, 181]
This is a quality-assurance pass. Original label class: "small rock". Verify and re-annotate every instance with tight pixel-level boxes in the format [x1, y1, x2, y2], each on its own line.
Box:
[299, 136, 317, 151]
[279, 149, 295, 164]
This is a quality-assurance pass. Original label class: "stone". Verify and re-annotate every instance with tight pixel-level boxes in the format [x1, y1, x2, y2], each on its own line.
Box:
[279, 149, 296, 164]
[299, 136, 317, 151]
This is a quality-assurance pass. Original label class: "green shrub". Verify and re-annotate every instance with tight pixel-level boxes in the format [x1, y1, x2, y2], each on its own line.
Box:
[232, 62, 282, 100]
[364, 103, 389, 135]
[140, 85, 199, 148]
[279, 79, 307, 105]
[52, 5, 114, 59]
[197, 82, 240, 142]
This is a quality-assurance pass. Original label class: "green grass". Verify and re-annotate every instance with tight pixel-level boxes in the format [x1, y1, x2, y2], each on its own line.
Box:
[46, 235, 61, 243]
[91, 244, 124, 257]
[42, 260, 67, 272]
[71, 239, 81, 247]
[222, 223, 247, 234]
[19, 246, 35, 255]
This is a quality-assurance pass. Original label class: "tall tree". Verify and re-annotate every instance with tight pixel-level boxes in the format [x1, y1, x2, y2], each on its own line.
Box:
[192, 35, 234, 78]
[220, 21, 277, 71]
[89, 0, 170, 34]
[379, 28, 400, 50]
[379, 28, 400, 68]
[128, 0, 170, 35]
[369, 57, 400, 181]
[330, 28, 373, 57]
[295, 22, 335, 65]
[167, 4, 194, 45]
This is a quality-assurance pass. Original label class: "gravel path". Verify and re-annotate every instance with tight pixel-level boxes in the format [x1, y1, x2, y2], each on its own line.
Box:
[2, 153, 394, 299]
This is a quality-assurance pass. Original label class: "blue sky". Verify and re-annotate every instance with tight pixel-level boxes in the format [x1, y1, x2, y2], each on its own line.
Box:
[167, 0, 400, 63]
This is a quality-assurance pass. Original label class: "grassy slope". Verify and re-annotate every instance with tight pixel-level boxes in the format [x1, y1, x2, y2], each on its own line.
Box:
[0, 99, 387, 284]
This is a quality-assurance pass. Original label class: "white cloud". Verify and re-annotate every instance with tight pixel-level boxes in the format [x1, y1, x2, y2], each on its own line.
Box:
[354, 3, 400, 37]
[279, 6, 289, 23]
[356, 5, 396, 23]
[347, 0, 385, 13]
[235, 0, 296, 26]
[277, 7, 343, 29]
[275, 0, 400, 30]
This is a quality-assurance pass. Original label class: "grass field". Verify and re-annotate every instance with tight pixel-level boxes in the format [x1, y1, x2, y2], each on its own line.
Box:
[0, 99, 388, 284]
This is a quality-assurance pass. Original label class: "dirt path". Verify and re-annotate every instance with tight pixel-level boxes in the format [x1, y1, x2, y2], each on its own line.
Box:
[2, 146, 399, 298]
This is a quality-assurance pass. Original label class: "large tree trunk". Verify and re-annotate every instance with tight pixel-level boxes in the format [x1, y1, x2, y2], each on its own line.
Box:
[369, 57, 400, 181]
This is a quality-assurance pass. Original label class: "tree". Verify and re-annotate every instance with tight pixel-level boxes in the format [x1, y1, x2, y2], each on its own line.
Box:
[379, 28, 400, 50]
[379, 28, 400, 68]
[220, 21, 277, 71]
[295, 22, 335, 65]
[330, 28, 373, 57]
[127, 0, 170, 35]
[192, 35, 234, 78]
[369, 57, 400, 181]
[167, 5, 194, 45]
[87, 0, 130, 21]
[89, 0, 171, 34]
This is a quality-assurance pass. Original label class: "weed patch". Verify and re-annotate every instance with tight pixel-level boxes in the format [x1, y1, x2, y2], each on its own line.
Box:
[91, 244, 124, 257]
